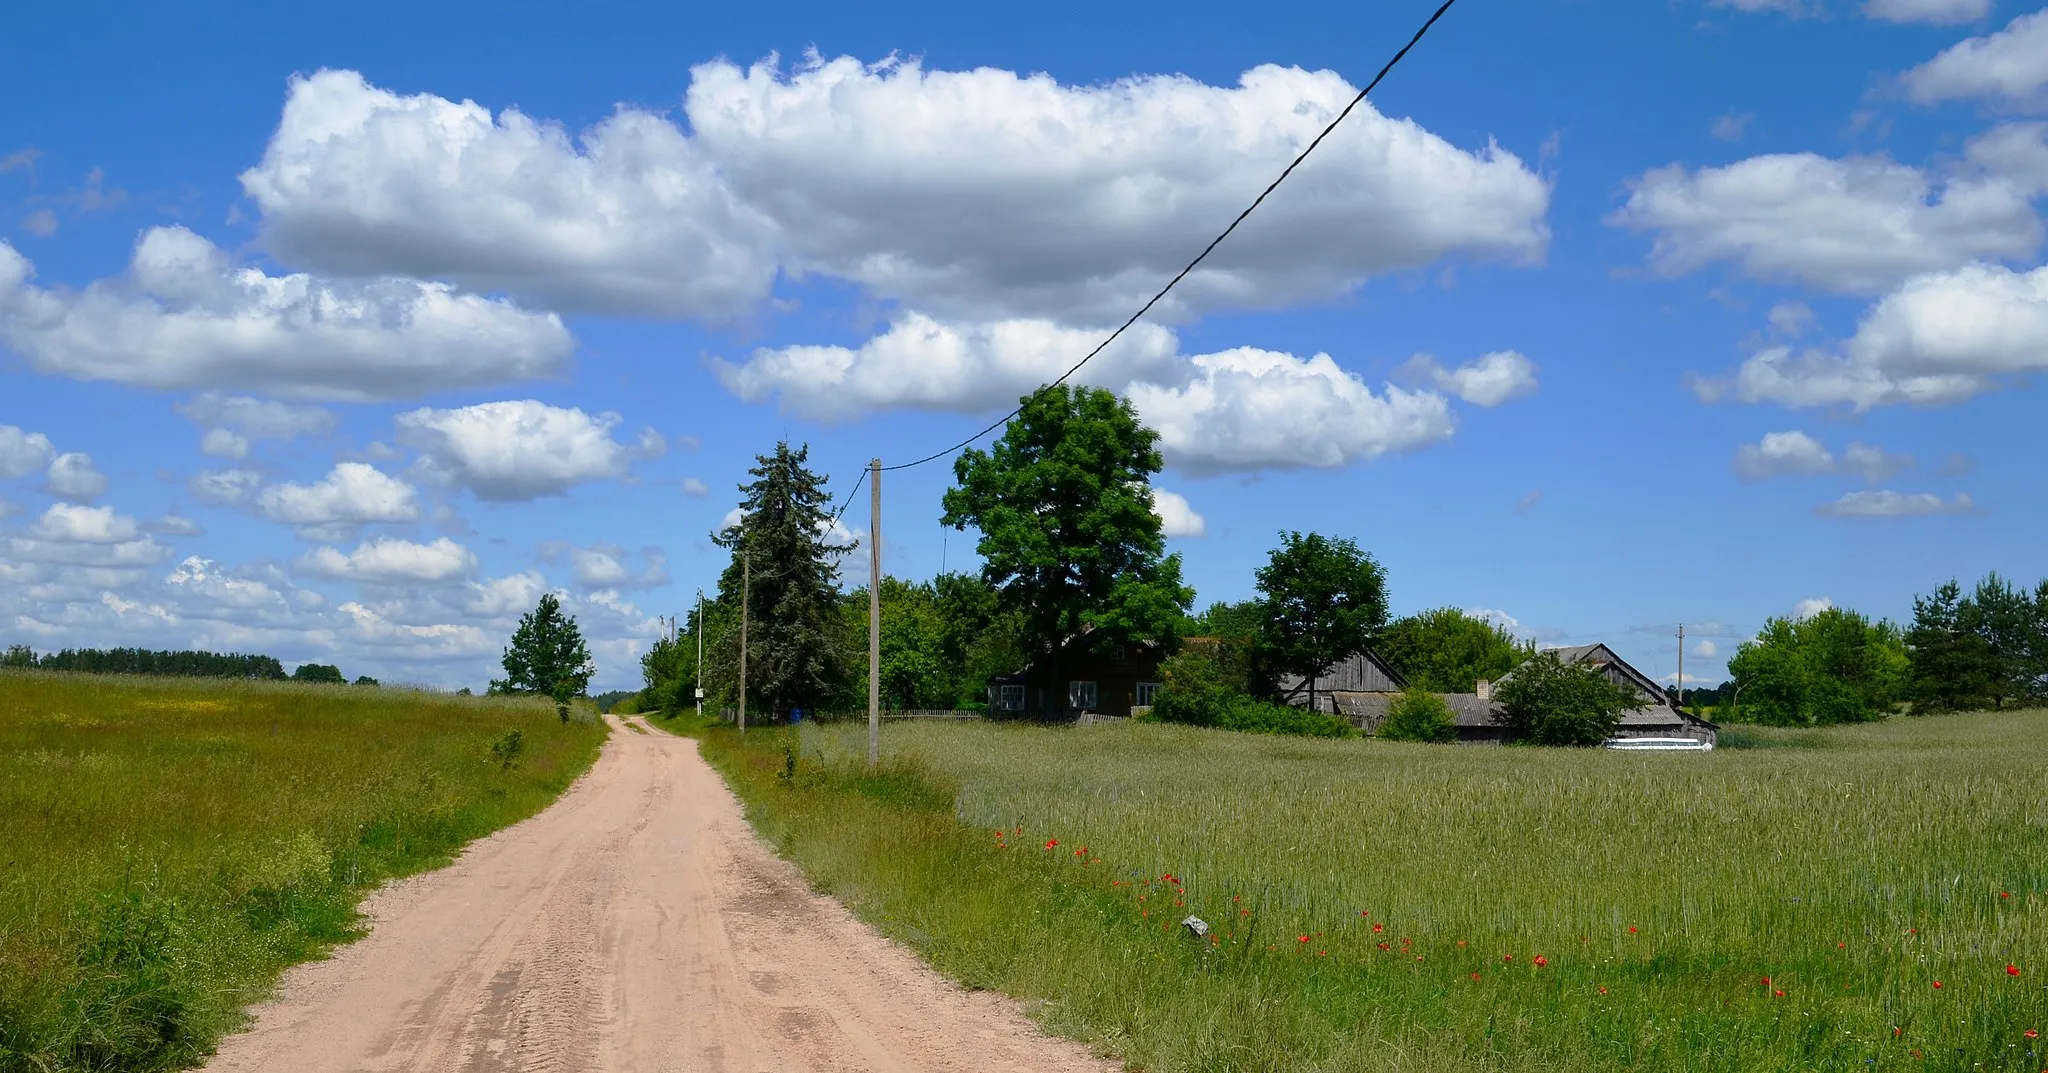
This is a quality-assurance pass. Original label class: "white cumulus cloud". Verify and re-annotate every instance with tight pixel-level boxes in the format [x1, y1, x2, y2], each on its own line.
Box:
[1816, 490, 1975, 517]
[0, 226, 572, 400]
[1793, 596, 1834, 620]
[254, 462, 420, 538]
[1150, 489, 1207, 538]
[299, 536, 477, 583]
[179, 393, 335, 459]
[564, 544, 670, 590]
[1610, 132, 2048, 294]
[1734, 430, 1836, 480]
[1902, 10, 2048, 105]
[1397, 350, 1539, 407]
[31, 503, 139, 543]
[0, 425, 54, 478]
[394, 400, 662, 500]
[1718, 261, 2048, 409]
[43, 453, 106, 501]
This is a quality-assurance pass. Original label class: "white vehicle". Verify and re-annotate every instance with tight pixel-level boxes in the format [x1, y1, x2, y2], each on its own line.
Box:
[1602, 736, 1714, 751]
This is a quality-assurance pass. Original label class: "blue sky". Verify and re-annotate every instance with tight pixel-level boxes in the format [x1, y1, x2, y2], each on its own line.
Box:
[2, 0, 2042, 690]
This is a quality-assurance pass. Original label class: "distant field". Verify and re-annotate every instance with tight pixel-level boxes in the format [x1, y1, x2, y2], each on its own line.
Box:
[690, 710, 2048, 1073]
[0, 671, 607, 1073]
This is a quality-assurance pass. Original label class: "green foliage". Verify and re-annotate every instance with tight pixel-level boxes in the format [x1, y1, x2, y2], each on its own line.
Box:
[1494, 651, 1646, 746]
[689, 711, 2048, 1073]
[710, 442, 855, 716]
[351, 675, 378, 687]
[1376, 607, 1534, 693]
[942, 385, 1191, 713]
[1905, 573, 2048, 713]
[1254, 531, 1387, 705]
[5, 647, 288, 679]
[1148, 645, 1354, 738]
[290, 663, 345, 685]
[490, 593, 593, 698]
[1378, 686, 1459, 743]
[0, 672, 604, 1072]
[1727, 608, 1908, 727]
[638, 633, 698, 715]
[592, 689, 640, 714]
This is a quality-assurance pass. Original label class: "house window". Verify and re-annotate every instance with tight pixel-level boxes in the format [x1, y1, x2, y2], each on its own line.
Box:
[1068, 680, 1099, 710]
[998, 684, 1025, 711]
[1135, 682, 1161, 707]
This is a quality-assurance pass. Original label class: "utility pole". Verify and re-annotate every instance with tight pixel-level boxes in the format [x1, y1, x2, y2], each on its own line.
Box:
[694, 589, 705, 719]
[738, 540, 749, 732]
[868, 458, 882, 769]
[1676, 623, 1686, 710]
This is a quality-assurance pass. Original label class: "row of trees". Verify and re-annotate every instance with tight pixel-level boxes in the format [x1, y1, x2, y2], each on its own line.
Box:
[2, 646, 289, 679]
[1717, 572, 2048, 727]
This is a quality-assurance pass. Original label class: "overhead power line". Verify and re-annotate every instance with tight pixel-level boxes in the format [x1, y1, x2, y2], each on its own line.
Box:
[868, 0, 1463, 477]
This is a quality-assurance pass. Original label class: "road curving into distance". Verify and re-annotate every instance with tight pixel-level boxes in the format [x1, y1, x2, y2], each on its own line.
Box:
[203, 715, 1116, 1073]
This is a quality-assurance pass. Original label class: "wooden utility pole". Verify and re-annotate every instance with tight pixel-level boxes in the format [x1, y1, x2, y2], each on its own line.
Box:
[694, 589, 705, 719]
[867, 459, 882, 769]
[738, 542, 749, 732]
[1676, 623, 1685, 710]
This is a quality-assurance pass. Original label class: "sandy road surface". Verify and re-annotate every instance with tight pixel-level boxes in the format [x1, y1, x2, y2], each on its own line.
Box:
[204, 716, 1116, 1073]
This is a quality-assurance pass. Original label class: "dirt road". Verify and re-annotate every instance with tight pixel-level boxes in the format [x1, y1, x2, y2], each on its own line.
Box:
[204, 716, 1116, 1073]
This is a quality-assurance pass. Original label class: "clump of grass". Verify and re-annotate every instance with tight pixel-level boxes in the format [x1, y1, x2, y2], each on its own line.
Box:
[685, 710, 2048, 1072]
[0, 670, 607, 1073]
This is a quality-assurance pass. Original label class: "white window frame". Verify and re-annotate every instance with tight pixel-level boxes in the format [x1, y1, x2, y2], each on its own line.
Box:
[1134, 682, 1161, 707]
[1068, 680, 1099, 710]
[998, 684, 1025, 711]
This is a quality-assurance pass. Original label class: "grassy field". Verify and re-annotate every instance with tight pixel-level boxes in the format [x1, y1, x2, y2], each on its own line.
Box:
[685, 710, 2048, 1073]
[0, 671, 608, 1073]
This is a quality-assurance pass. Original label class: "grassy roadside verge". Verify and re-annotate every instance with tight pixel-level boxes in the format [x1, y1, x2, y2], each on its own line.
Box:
[668, 712, 2047, 1073]
[0, 671, 609, 1073]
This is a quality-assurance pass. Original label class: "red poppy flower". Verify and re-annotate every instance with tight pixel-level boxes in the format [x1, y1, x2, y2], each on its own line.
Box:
[1318, 950, 1327, 957]
[1357, 909, 1367, 916]
[2000, 890, 2012, 899]
[1162, 873, 1177, 883]
[1372, 923, 1385, 933]
[1456, 940, 1467, 947]
[2023, 1028, 2038, 1039]
[1074, 847, 1086, 857]
[1598, 986, 1608, 995]
[1892, 1027, 1903, 1038]
[1532, 955, 1549, 968]
[1910, 928, 1919, 935]
[1837, 942, 1846, 948]
[1414, 955, 1423, 962]
[1760, 976, 1771, 986]
[1774, 989, 1786, 998]
[1503, 954, 1514, 963]
[1298, 935, 1310, 944]
[1932, 981, 1944, 989]
[1377, 942, 1390, 951]
[1471, 972, 1481, 981]
[2008, 964, 2022, 976]
[1044, 839, 1058, 850]
[1628, 926, 1638, 934]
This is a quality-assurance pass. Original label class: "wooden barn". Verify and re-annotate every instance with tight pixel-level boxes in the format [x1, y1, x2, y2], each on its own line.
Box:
[987, 634, 1165, 719]
[1490, 643, 1719, 745]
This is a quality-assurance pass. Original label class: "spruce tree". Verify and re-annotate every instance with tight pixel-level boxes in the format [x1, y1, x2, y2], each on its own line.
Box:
[712, 442, 854, 717]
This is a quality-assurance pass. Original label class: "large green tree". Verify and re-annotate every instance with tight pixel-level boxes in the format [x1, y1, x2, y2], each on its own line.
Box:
[1493, 652, 1646, 746]
[1255, 531, 1388, 712]
[491, 593, 594, 698]
[942, 385, 1191, 715]
[713, 442, 854, 717]
[1904, 573, 2048, 712]
[1377, 607, 1535, 694]
[1726, 607, 1907, 726]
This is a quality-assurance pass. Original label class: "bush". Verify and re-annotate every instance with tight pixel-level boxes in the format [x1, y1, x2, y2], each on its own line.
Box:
[1149, 649, 1354, 738]
[1494, 652, 1645, 747]
[1379, 687, 1458, 743]
[291, 663, 345, 685]
[1728, 608, 1906, 726]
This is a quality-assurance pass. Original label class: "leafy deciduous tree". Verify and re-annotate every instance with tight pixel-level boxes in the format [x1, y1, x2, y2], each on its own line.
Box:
[942, 385, 1191, 715]
[1376, 607, 1535, 694]
[491, 593, 594, 699]
[1493, 651, 1645, 746]
[1726, 607, 1906, 726]
[1255, 531, 1388, 713]
[1379, 686, 1459, 743]
[292, 662, 345, 684]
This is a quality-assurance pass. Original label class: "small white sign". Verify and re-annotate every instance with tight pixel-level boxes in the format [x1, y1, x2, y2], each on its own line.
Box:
[694, 687, 705, 699]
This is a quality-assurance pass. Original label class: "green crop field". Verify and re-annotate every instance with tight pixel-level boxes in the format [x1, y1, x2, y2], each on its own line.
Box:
[0, 670, 607, 1073]
[688, 710, 2048, 1073]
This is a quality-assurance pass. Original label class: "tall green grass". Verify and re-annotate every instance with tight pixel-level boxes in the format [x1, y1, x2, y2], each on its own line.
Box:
[689, 711, 2048, 1072]
[0, 671, 607, 1072]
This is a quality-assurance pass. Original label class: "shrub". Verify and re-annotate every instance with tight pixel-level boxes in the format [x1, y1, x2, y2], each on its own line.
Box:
[1494, 652, 1645, 747]
[1149, 650, 1353, 738]
[1215, 699, 1356, 738]
[1379, 687, 1458, 743]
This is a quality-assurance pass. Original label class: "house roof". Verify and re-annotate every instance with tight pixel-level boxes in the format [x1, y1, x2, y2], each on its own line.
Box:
[1498, 643, 1718, 731]
[1277, 647, 1408, 695]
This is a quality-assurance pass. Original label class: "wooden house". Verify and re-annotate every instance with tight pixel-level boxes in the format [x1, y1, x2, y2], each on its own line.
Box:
[1489, 643, 1719, 745]
[987, 634, 1166, 719]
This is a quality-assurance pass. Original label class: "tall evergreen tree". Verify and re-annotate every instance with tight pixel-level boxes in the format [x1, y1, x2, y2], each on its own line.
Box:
[712, 442, 854, 717]
[1905, 580, 1996, 713]
[942, 385, 1191, 715]
[492, 593, 594, 698]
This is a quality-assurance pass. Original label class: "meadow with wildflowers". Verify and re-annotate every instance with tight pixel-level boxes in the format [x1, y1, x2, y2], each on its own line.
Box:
[689, 709, 2047, 1072]
[0, 670, 607, 1073]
